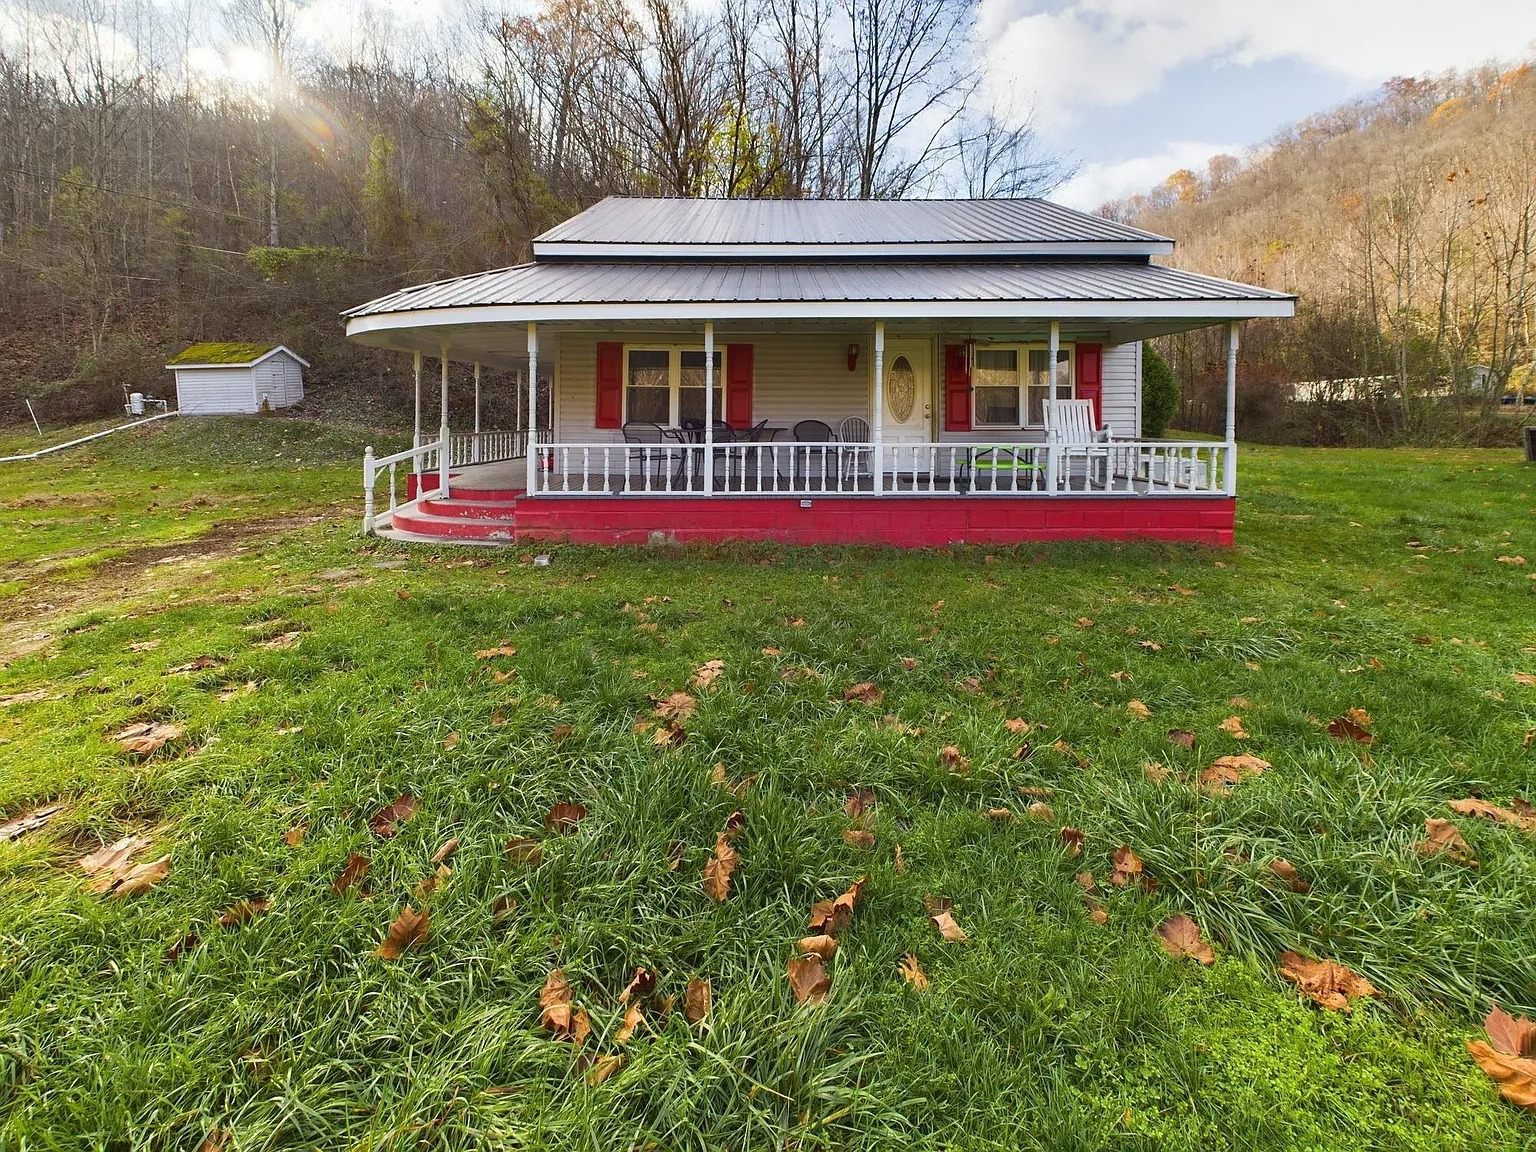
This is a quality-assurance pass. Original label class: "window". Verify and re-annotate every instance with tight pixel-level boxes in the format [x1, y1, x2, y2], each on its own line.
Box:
[970, 343, 1074, 428]
[624, 346, 724, 427]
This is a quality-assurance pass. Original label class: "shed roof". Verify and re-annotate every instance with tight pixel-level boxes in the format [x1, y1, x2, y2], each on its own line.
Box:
[532, 197, 1174, 259]
[166, 342, 310, 369]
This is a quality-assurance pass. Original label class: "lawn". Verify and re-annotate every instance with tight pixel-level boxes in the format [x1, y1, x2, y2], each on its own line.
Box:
[1, 418, 1534, 1150]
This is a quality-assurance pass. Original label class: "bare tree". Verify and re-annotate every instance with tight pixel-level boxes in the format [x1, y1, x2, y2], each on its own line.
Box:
[223, 0, 300, 244]
[954, 99, 1072, 199]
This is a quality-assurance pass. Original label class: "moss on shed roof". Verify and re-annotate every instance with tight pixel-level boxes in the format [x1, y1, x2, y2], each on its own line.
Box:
[167, 341, 278, 366]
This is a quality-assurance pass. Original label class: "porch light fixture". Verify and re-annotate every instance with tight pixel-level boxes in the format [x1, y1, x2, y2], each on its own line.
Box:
[847, 343, 859, 372]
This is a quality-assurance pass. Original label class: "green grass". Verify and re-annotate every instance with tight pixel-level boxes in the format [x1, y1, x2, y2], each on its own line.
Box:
[1, 419, 1534, 1149]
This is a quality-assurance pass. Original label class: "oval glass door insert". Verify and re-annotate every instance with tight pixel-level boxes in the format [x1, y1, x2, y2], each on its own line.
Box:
[888, 355, 916, 423]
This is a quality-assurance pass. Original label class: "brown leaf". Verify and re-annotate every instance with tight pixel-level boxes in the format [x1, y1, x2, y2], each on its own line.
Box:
[1200, 753, 1272, 796]
[115, 721, 184, 755]
[1514, 671, 1536, 687]
[492, 894, 518, 921]
[702, 832, 739, 902]
[197, 1129, 230, 1152]
[169, 657, 220, 674]
[761, 646, 782, 656]
[377, 905, 428, 959]
[546, 802, 589, 834]
[216, 681, 257, 703]
[1229, 696, 1251, 709]
[692, 659, 726, 690]
[1448, 797, 1535, 832]
[653, 692, 697, 723]
[282, 823, 307, 848]
[938, 745, 970, 773]
[1267, 857, 1311, 892]
[981, 807, 1014, 823]
[1109, 845, 1144, 888]
[0, 804, 62, 842]
[166, 931, 201, 961]
[492, 669, 517, 683]
[1277, 951, 1377, 1011]
[615, 1002, 644, 1045]
[844, 789, 876, 819]
[842, 828, 876, 849]
[808, 876, 867, 937]
[1059, 827, 1085, 855]
[586, 1053, 623, 1084]
[619, 966, 656, 1004]
[1004, 717, 1030, 734]
[684, 977, 711, 1024]
[1328, 714, 1374, 744]
[1218, 715, 1249, 739]
[258, 630, 303, 650]
[844, 682, 883, 705]
[0, 688, 50, 706]
[894, 842, 906, 872]
[930, 910, 967, 943]
[1418, 818, 1476, 865]
[1485, 1004, 1536, 1059]
[539, 968, 579, 1037]
[1155, 914, 1215, 965]
[108, 854, 171, 897]
[1143, 760, 1172, 784]
[430, 837, 459, 866]
[724, 809, 747, 838]
[900, 656, 918, 670]
[368, 794, 417, 838]
[414, 864, 452, 900]
[787, 954, 831, 1004]
[332, 853, 371, 894]
[1167, 729, 1196, 749]
[798, 934, 838, 959]
[1126, 699, 1151, 721]
[550, 724, 573, 742]
[80, 834, 151, 885]
[898, 953, 929, 990]
[1025, 801, 1053, 822]
[1467, 1041, 1536, 1110]
[504, 836, 543, 866]
[218, 896, 271, 927]
[1139, 640, 1163, 652]
[475, 645, 518, 659]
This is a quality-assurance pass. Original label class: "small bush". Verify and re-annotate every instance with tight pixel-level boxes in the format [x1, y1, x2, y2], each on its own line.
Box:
[1142, 346, 1178, 437]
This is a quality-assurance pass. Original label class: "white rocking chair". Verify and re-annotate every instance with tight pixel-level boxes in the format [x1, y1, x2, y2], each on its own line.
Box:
[837, 415, 871, 484]
[1045, 399, 1114, 489]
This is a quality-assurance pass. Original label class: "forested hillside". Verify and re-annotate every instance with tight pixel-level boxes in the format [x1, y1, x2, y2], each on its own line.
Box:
[1108, 61, 1536, 445]
[0, 0, 1057, 428]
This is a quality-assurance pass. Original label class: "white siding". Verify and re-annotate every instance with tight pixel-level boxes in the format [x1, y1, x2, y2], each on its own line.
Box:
[250, 352, 304, 408]
[175, 367, 257, 414]
[1101, 342, 1138, 438]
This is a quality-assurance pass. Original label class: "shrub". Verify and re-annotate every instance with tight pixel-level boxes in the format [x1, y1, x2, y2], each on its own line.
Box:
[1141, 345, 1179, 437]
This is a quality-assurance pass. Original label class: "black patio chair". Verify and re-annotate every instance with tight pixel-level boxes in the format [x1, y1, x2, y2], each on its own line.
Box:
[622, 421, 683, 489]
[792, 420, 838, 488]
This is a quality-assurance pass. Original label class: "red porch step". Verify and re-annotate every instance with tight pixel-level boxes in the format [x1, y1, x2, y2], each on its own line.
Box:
[387, 489, 523, 542]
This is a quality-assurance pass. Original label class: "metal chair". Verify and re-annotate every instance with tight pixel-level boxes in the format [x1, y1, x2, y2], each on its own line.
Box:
[622, 421, 682, 488]
[836, 416, 871, 484]
[792, 420, 837, 488]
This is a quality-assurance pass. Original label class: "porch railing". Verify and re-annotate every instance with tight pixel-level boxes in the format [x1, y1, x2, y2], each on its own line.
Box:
[363, 439, 441, 533]
[449, 428, 538, 467]
[527, 440, 1233, 498]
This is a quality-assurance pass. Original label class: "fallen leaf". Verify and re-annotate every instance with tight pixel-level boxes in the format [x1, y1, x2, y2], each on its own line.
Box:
[168, 657, 220, 674]
[1497, 556, 1528, 565]
[1109, 845, 1144, 888]
[1200, 753, 1272, 796]
[430, 837, 459, 865]
[0, 804, 62, 842]
[1229, 696, 1251, 709]
[808, 876, 867, 936]
[1448, 797, 1534, 831]
[787, 954, 831, 1004]
[842, 828, 875, 849]
[0, 688, 49, 706]
[504, 836, 543, 866]
[761, 646, 782, 656]
[368, 794, 417, 838]
[898, 953, 929, 990]
[550, 724, 573, 742]
[1025, 801, 1054, 822]
[80, 834, 151, 886]
[798, 934, 838, 959]
[115, 721, 184, 755]
[1075, 617, 1094, 628]
[1170, 583, 1196, 596]
[377, 905, 428, 959]
[1484, 1004, 1536, 1060]
[539, 968, 582, 1038]
[216, 681, 257, 703]
[653, 692, 697, 723]
[684, 977, 711, 1023]
[981, 807, 1014, 822]
[414, 864, 452, 900]
[1167, 729, 1196, 749]
[586, 1053, 623, 1084]
[702, 832, 739, 902]
[930, 910, 967, 943]
[900, 657, 917, 670]
[692, 659, 726, 690]
[127, 640, 160, 652]
[492, 669, 517, 683]
[1267, 857, 1311, 892]
[1139, 640, 1163, 652]
[1218, 715, 1249, 739]
[938, 745, 970, 773]
[958, 675, 982, 695]
[1418, 818, 1476, 865]
[618, 966, 656, 1005]
[1059, 827, 1084, 855]
[1127, 699, 1151, 721]
[258, 631, 303, 650]
[1277, 951, 1377, 1011]
[546, 802, 589, 834]
[109, 854, 171, 897]
[1156, 914, 1215, 964]
[1110, 670, 1132, 683]
[1328, 714, 1374, 744]
[1004, 717, 1030, 734]
[332, 853, 371, 894]
[1468, 1041, 1536, 1111]
[443, 731, 461, 750]
[475, 645, 518, 659]
[615, 1002, 644, 1044]
[1143, 760, 1172, 783]
[217, 896, 271, 927]
[1514, 672, 1536, 687]
[844, 682, 883, 705]
[492, 894, 518, 920]
[844, 789, 876, 819]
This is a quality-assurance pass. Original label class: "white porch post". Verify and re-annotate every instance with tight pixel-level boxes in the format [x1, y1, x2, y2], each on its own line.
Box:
[525, 323, 539, 495]
[872, 321, 885, 493]
[1046, 320, 1061, 491]
[1225, 320, 1240, 496]
[438, 342, 451, 498]
[704, 321, 715, 496]
[472, 361, 482, 463]
[411, 349, 423, 475]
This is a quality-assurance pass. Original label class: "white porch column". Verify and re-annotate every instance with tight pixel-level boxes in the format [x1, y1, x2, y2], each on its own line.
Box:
[1046, 320, 1061, 491]
[472, 361, 482, 463]
[438, 342, 451, 498]
[1225, 320, 1240, 496]
[411, 349, 423, 475]
[704, 321, 715, 496]
[872, 321, 885, 493]
[525, 323, 539, 495]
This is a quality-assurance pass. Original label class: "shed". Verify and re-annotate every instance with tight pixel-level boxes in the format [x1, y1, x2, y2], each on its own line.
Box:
[166, 343, 308, 415]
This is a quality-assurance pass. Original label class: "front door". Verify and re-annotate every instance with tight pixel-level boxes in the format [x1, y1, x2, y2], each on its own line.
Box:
[879, 339, 932, 471]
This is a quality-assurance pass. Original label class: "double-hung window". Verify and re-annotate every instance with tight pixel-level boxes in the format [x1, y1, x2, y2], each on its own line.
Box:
[624, 346, 724, 427]
[971, 343, 1074, 429]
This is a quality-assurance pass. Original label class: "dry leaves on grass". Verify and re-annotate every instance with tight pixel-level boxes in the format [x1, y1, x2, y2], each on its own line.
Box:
[798, 934, 838, 959]
[1328, 709, 1375, 745]
[938, 745, 970, 773]
[218, 897, 271, 927]
[1076, 871, 1109, 924]
[1004, 717, 1030, 734]
[368, 794, 417, 838]
[474, 645, 518, 659]
[0, 804, 61, 842]
[930, 909, 967, 943]
[1059, 827, 1085, 855]
[414, 865, 452, 900]
[1126, 699, 1151, 721]
[80, 835, 169, 896]
[1267, 858, 1311, 893]
[257, 631, 303, 650]
[684, 977, 711, 1024]
[1514, 671, 1536, 687]
[1108, 845, 1145, 888]
[692, 659, 726, 690]
[585, 1053, 623, 1085]
[114, 721, 184, 756]
[107, 855, 171, 897]
[431, 838, 459, 866]
[332, 854, 371, 895]
[1156, 914, 1216, 965]
[1218, 715, 1249, 739]
[282, 824, 306, 848]
[538, 969, 590, 1044]
[843, 682, 883, 706]
[0, 688, 49, 707]
[377, 905, 429, 959]
[808, 876, 867, 937]
[1448, 797, 1536, 833]
[1468, 1005, 1536, 1111]
[1419, 818, 1477, 865]
[898, 953, 929, 990]
[1167, 729, 1196, 750]
[615, 1002, 645, 1045]
[504, 836, 543, 866]
[842, 828, 876, 849]
[1277, 951, 1377, 1011]
[546, 802, 589, 834]
[787, 954, 831, 1004]
[702, 832, 740, 902]
[1199, 753, 1272, 796]
[216, 681, 257, 703]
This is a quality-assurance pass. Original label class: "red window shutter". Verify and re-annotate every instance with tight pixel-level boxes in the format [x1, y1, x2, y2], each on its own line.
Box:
[595, 341, 624, 429]
[1076, 343, 1103, 427]
[943, 344, 971, 431]
[725, 343, 753, 426]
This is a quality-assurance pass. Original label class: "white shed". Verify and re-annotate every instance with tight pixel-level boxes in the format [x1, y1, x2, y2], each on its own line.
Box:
[166, 343, 309, 415]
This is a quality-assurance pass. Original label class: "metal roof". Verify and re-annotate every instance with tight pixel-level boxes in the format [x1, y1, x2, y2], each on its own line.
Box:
[346, 260, 1293, 319]
[532, 198, 1174, 258]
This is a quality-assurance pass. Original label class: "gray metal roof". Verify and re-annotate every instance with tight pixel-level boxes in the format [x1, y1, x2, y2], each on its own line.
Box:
[532, 197, 1173, 257]
[346, 260, 1292, 318]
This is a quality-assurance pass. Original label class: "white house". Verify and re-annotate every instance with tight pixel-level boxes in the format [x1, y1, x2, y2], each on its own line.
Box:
[166, 343, 308, 415]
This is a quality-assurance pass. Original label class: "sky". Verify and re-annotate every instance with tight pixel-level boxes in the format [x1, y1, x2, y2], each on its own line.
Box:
[976, 0, 1536, 209]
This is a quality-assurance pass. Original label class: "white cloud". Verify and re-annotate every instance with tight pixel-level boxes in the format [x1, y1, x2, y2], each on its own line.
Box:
[978, 0, 1536, 131]
[1052, 139, 1244, 210]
